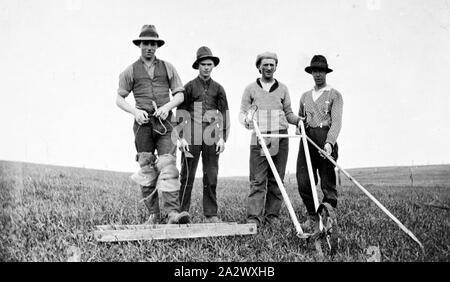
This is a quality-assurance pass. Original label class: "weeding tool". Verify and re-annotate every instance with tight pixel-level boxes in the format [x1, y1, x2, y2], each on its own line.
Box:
[298, 118, 324, 233]
[251, 116, 311, 239]
[304, 134, 424, 250]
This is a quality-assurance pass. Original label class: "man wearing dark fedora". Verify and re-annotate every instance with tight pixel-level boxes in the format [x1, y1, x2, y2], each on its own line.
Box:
[239, 52, 303, 227]
[176, 46, 230, 223]
[296, 54, 343, 233]
[116, 24, 190, 225]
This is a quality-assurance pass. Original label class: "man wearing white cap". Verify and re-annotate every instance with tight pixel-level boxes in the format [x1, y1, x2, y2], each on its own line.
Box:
[116, 25, 190, 225]
[239, 52, 303, 227]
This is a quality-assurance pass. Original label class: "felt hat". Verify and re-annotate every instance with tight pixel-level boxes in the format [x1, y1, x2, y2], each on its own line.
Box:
[192, 46, 220, 69]
[133, 25, 165, 47]
[305, 55, 333, 73]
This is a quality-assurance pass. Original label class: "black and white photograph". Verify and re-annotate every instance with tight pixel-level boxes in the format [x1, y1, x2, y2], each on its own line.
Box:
[0, 0, 449, 271]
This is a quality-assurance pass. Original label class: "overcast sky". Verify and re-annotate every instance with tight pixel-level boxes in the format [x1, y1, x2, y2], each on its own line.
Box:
[1, 0, 449, 177]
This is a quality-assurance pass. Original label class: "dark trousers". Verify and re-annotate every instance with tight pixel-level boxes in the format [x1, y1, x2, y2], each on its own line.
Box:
[247, 130, 289, 223]
[133, 117, 179, 215]
[179, 142, 220, 217]
[296, 127, 338, 215]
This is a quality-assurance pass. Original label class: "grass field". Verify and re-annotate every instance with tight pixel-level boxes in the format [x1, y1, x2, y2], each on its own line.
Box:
[0, 160, 449, 262]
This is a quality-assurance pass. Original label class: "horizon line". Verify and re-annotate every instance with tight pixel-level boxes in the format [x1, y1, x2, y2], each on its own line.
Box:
[1, 159, 448, 178]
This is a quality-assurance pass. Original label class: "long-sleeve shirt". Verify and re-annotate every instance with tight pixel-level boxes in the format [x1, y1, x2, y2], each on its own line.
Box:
[177, 76, 230, 142]
[239, 79, 300, 133]
[299, 85, 343, 145]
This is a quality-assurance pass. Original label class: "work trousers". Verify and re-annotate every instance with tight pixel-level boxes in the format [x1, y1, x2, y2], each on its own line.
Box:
[296, 127, 339, 215]
[179, 141, 220, 217]
[133, 116, 180, 216]
[247, 130, 289, 224]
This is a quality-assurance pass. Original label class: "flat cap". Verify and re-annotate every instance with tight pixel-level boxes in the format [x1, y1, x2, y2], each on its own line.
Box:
[256, 52, 278, 68]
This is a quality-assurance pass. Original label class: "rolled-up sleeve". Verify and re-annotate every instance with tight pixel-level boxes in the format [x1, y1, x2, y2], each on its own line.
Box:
[118, 64, 134, 97]
[164, 61, 185, 95]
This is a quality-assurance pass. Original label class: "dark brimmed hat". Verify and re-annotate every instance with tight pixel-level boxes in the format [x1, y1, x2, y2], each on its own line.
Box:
[256, 52, 278, 68]
[192, 46, 220, 69]
[305, 55, 333, 74]
[133, 25, 165, 47]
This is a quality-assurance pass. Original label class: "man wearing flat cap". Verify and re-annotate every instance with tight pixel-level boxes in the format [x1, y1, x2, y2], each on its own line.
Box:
[116, 25, 190, 225]
[239, 52, 303, 227]
[176, 46, 230, 223]
[296, 55, 343, 233]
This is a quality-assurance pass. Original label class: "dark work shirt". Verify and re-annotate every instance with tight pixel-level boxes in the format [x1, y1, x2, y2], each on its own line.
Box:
[177, 76, 230, 142]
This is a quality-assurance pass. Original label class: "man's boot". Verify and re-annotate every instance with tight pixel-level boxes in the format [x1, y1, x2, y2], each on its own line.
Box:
[167, 211, 190, 224]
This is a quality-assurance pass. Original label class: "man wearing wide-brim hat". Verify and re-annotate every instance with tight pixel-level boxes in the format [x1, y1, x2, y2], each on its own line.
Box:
[116, 24, 190, 225]
[239, 52, 303, 227]
[176, 46, 230, 223]
[295, 54, 343, 233]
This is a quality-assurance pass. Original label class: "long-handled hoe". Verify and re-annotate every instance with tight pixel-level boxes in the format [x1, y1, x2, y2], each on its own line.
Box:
[248, 108, 423, 253]
[303, 133, 424, 250]
[252, 115, 334, 254]
[249, 112, 317, 240]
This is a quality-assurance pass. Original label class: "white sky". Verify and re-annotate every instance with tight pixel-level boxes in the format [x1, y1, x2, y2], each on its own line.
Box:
[0, 0, 449, 176]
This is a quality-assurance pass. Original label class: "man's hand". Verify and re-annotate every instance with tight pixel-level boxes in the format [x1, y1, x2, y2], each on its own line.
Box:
[297, 116, 306, 128]
[323, 143, 332, 157]
[296, 117, 307, 135]
[216, 138, 225, 155]
[179, 138, 189, 153]
[134, 109, 149, 125]
[245, 121, 254, 130]
[244, 115, 254, 130]
[154, 105, 171, 120]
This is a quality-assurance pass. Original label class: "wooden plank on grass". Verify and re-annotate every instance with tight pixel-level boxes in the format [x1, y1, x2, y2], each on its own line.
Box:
[94, 222, 257, 242]
[95, 222, 238, 231]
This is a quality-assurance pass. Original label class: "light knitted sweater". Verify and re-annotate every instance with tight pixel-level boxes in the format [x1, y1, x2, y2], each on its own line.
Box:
[239, 79, 300, 133]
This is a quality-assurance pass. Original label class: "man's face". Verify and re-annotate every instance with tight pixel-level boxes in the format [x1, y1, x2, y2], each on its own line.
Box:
[311, 69, 327, 87]
[140, 40, 158, 60]
[198, 59, 215, 79]
[259, 58, 277, 79]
